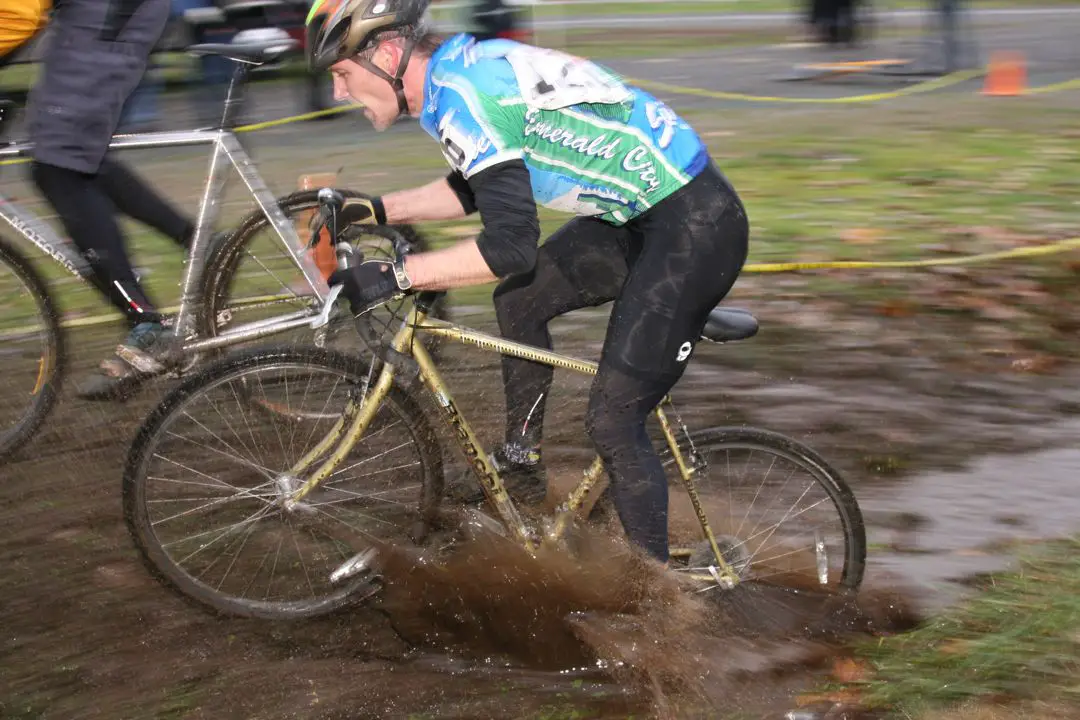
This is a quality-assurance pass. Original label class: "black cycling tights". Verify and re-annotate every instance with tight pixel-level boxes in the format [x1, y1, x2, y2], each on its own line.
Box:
[493, 161, 750, 562]
[31, 159, 194, 328]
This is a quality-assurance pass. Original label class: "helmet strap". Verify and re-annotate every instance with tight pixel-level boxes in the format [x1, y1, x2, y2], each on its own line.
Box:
[358, 38, 418, 117]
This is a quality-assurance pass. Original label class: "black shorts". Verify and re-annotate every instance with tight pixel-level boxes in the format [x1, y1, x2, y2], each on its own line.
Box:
[542, 160, 749, 381]
[26, 0, 170, 174]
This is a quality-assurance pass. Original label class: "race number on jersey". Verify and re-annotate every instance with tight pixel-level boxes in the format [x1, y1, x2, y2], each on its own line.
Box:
[503, 45, 633, 110]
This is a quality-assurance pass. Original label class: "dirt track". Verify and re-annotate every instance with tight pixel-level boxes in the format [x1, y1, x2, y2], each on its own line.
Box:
[4, 297, 1080, 717]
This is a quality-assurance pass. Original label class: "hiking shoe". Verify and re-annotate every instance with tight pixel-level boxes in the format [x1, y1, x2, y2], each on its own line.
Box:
[445, 443, 547, 507]
[76, 321, 183, 401]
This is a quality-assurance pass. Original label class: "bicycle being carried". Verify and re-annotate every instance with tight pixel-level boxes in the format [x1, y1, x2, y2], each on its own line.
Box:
[0, 36, 444, 462]
[121, 192, 867, 620]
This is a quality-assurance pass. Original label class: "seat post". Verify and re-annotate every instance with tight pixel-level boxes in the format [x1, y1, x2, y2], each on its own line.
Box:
[217, 61, 251, 130]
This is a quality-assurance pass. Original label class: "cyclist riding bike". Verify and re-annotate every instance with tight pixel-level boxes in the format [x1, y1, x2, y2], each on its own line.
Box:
[305, 0, 750, 565]
[7, 0, 210, 400]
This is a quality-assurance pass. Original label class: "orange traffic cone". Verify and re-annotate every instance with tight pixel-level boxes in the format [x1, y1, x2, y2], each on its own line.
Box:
[297, 172, 340, 283]
[982, 51, 1027, 96]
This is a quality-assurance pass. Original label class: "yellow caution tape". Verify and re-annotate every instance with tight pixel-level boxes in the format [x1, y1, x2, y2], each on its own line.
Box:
[626, 68, 985, 104]
[0, 105, 361, 166]
[1026, 77, 1080, 95]
[234, 103, 358, 132]
[743, 236, 1080, 273]
[0, 234, 1071, 334]
[0, 70, 1074, 169]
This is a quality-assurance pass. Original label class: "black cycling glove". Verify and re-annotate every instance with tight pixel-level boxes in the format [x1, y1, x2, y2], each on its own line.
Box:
[328, 259, 409, 315]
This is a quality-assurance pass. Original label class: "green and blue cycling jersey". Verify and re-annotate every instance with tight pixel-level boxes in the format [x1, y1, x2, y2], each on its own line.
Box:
[419, 33, 710, 226]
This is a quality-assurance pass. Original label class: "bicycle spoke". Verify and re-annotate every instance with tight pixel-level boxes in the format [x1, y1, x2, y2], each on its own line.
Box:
[127, 347, 442, 617]
[149, 481, 276, 527]
[329, 440, 412, 478]
[201, 392, 265, 467]
[288, 520, 317, 600]
[165, 426, 277, 479]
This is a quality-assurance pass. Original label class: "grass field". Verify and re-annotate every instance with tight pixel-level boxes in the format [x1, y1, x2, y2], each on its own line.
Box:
[821, 535, 1080, 718]
[2, 88, 1079, 342]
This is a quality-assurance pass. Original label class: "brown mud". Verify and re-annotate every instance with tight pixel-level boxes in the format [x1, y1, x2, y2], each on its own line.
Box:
[4, 294, 1078, 719]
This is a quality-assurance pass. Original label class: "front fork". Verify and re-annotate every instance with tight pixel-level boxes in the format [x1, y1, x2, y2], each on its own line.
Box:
[282, 362, 393, 509]
[657, 397, 741, 587]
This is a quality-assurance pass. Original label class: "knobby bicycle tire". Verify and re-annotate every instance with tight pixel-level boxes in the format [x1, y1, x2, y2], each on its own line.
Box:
[587, 425, 866, 592]
[0, 235, 65, 463]
[122, 345, 446, 620]
[199, 189, 450, 356]
[668, 426, 866, 591]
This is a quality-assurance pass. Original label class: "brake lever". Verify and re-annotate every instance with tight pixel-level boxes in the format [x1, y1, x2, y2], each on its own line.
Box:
[309, 187, 345, 250]
[310, 284, 344, 329]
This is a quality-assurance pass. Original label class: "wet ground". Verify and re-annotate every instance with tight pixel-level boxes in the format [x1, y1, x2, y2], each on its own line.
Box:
[5, 13, 1080, 718]
[4, 297, 1080, 718]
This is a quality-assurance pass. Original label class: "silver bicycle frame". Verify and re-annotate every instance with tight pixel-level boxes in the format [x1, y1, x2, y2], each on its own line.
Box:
[0, 127, 330, 352]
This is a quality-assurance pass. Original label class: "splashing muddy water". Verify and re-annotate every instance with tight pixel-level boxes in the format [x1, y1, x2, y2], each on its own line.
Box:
[362, 512, 920, 718]
[6, 317, 1078, 718]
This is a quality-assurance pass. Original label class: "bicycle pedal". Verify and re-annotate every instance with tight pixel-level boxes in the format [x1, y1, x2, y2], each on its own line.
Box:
[330, 547, 378, 585]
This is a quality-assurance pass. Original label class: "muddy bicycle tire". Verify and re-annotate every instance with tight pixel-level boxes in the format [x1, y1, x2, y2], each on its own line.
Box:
[122, 345, 445, 620]
[0, 236, 65, 463]
[667, 426, 866, 591]
[199, 189, 450, 358]
[589, 426, 866, 592]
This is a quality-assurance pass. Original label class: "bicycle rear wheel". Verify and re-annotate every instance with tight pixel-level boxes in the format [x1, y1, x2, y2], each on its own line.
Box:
[665, 426, 866, 594]
[123, 346, 444, 619]
[0, 236, 65, 462]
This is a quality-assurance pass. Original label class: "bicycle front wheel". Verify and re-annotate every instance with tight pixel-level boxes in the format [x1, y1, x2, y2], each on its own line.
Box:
[123, 346, 444, 620]
[0, 236, 65, 463]
[665, 427, 866, 594]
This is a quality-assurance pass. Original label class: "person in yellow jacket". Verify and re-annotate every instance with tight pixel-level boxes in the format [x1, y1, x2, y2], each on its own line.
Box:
[0, 0, 50, 59]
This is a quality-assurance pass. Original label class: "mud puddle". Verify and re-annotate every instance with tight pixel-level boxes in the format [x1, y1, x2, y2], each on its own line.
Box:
[3, 313, 1080, 718]
[859, 420, 1080, 613]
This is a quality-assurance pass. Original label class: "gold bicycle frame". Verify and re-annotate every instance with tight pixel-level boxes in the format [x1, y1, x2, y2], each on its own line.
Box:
[283, 297, 739, 583]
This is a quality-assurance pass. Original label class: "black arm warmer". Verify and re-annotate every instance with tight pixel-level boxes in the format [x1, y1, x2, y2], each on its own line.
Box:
[446, 170, 478, 214]
[468, 159, 541, 277]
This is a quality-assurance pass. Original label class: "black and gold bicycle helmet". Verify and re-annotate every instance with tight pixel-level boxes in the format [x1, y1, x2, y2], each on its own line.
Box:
[305, 0, 430, 114]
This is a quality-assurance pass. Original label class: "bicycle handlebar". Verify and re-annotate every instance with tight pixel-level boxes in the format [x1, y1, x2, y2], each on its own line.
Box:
[312, 188, 421, 379]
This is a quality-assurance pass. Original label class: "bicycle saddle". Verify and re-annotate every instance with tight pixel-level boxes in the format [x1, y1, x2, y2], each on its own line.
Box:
[701, 307, 759, 343]
[187, 37, 298, 66]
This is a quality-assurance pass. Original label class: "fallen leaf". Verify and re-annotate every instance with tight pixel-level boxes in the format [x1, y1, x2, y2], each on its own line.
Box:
[938, 639, 970, 655]
[831, 657, 871, 683]
[874, 299, 916, 318]
[795, 690, 862, 706]
[1011, 355, 1061, 373]
[840, 228, 884, 245]
[953, 548, 990, 557]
